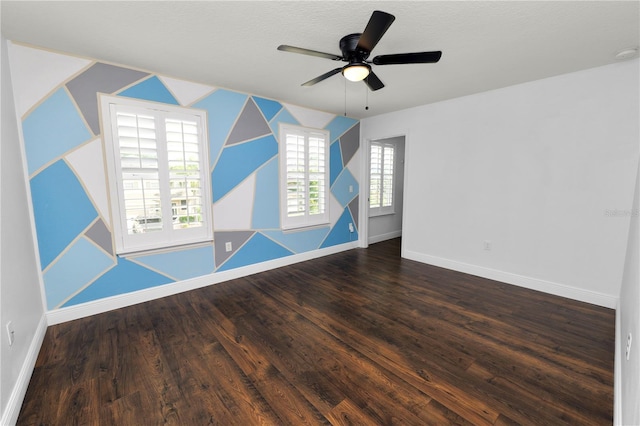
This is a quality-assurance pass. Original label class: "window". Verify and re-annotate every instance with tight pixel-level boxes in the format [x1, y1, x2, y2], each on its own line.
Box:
[101, 95, 212, 254]
[279, 124, 330, 229]
[369, 141, 395, 216]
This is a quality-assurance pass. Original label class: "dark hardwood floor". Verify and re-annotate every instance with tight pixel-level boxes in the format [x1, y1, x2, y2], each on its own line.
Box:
[18, 238, 615, 425]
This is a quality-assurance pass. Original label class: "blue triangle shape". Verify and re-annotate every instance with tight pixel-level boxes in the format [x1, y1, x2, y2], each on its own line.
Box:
[119, 76, 179, 105]
[321, 208, 357, 248]
[217, 233, 293, 271]
[253, 96, 282, 122]
[62, 257, 173, 307]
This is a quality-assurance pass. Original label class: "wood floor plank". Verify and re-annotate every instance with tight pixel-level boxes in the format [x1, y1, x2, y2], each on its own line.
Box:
[99, 391, 157, 426]
[187, 294, 329, 425]
[248, 364, 330, 426]
[194, 340, 283, 425]
[55, 378, 100, 426]
[464, 361, 602, 425]
[17, 238, 615, 425]
[228, 307, 347, 416]
[325, 398, 378, 425]
[187, 296, 270, 378]
[17, 365, 64, 425]
[256, 269, 501, 424]
[234, 285, 435, 425]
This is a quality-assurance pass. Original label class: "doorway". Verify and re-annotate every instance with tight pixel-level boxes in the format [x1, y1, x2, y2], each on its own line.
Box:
[367, 136, 405, 245]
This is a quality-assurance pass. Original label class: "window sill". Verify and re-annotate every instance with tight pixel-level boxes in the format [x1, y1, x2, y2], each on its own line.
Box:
[118, 239, 214, 257]
[281, 222, 331, 233]
[369, 210, 396, 218]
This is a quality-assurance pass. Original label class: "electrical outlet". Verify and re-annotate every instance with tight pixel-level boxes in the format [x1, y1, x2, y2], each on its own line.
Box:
[348, 223, 354, 233]
[225, 242, 232, 252]
[626, 333, 633, 361]
[349, 185, 353, 193]
[483, 240, 492, 251]
[6, 321, 15, 346]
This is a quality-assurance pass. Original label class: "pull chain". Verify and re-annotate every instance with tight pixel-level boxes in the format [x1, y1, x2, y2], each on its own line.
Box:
[365, 79, 369, 111]
[344, 77, 347, 116]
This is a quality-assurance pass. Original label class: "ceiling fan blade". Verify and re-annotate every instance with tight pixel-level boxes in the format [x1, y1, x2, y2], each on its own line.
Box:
[277, 45, 342, 61]
[364, 71, 384, 91]
[372, 51, 442, 65]
[356, 10, 395, 53]
[302, 68, 343, 86]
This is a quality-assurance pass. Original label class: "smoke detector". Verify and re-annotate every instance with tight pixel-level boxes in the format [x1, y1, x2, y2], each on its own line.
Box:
[615, 48, 639, 61]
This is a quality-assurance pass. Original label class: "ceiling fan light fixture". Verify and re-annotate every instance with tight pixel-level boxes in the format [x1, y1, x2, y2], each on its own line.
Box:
[277, 10, 440, 91]
[342, 63, 371, 82]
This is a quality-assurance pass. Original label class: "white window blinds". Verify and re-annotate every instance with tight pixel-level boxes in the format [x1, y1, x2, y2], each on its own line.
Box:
[102, 96, 212, 254]
[369, 141, 395, 215]
[280, 125, 329, 229]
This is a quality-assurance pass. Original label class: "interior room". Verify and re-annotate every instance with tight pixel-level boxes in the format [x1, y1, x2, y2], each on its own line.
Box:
[1, 1, 638, 424]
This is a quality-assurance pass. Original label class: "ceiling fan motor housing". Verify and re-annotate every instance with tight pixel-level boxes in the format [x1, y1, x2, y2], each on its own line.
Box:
[340, 33, 370, 63]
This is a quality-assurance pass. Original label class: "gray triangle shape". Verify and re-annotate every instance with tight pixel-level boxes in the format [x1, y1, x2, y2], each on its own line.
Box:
[226, 99, 272, 145]
[85, 219, 114, 255]
[66, 63, 150, 135]
[214, 230, 256, 268]
[340, 122, 360, 166]
[348, 196, 359, 230]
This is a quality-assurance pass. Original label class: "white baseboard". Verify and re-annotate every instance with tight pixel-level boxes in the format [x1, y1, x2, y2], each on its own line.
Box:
[614, 302, 622, 425]
[368, 230, 402, 245]
[46, 241, 359, 325]
[403, 250, 618, 309]
[1, 314, 47, 426]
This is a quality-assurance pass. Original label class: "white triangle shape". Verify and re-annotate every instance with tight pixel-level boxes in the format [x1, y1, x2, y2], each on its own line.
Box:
[65, 138, 111, 225]
[158, 76, 215, 106]
[282, 103, 335, 129]
[213, 174, 256, 230]
[346, 149, 361, 183]
[8, 42, 92, 118]
[329, 193, 343, 227]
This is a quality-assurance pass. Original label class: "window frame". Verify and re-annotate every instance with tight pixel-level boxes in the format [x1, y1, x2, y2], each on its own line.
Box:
[100, 95, 213, 254]
[278, 123, 330, 230]
[369, 140, 396, 217]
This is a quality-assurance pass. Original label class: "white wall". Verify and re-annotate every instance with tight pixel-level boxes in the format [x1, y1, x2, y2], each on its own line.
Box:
[0, 35, 47, 424]
[619, 159, 639, 425]
[361, 59, 639, 308]
[369, 136, 405, 244]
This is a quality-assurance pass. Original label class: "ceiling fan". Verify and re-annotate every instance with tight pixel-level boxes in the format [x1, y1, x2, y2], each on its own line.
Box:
[277, 10, 442, 91]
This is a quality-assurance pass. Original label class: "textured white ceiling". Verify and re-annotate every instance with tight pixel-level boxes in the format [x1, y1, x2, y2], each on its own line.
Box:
[2, 1, 638, 119]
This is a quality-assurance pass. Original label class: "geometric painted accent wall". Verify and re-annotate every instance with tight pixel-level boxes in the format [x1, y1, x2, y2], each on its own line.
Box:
[9, 42, 360, 311]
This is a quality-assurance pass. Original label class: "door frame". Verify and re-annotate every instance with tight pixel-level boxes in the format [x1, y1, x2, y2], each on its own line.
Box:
[359, 132, 409, 250]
